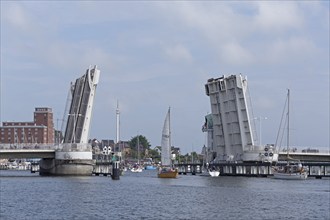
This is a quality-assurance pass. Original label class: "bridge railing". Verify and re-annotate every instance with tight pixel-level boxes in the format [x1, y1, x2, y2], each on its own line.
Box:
[277, 146, 329, 154]
[0, 144, 55, 150]
[0, 143, 92, 151]
[279, 150, 330, 155]
[60, 143, 92, 151]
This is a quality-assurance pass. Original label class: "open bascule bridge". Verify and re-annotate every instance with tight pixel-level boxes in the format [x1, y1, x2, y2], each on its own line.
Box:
[177, 74, 330, 178]
[0, 66, 120, 179]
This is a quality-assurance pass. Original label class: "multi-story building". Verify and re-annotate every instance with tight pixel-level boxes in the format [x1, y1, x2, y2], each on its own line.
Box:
[0, 107, 54, 145]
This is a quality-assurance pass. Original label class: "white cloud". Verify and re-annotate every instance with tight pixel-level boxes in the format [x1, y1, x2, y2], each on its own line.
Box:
[163, 44, 193, 63]
[3, 2, 31, 31]
[221, 41, 254, 65]
[263, 36, 319, 66]
[253, 2, 303, 32]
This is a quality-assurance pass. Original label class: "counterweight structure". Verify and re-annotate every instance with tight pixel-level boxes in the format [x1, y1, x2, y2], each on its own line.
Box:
[63, 65, 100, 144]
[205, 74, 277, 162]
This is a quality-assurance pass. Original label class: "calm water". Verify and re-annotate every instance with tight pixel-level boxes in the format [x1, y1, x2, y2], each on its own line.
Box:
[0, 170, 329, 220]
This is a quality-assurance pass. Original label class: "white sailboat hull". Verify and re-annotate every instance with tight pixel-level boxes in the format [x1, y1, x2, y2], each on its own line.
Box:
[273, 171, 308, 180]
[131, 167, 143, 173]
[209, 170, 220, 177]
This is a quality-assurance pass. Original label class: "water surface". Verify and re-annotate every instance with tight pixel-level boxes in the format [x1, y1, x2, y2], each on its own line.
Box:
[1, 170, 329, 220]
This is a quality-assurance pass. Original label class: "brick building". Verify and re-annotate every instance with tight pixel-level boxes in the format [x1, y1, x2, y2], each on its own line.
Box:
[0, 107, 54, 145]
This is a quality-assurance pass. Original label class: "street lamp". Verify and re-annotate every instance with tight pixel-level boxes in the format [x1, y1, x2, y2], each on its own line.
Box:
[68, 113, 82, 143]
[254, 116, 267, 147]
[56, 118, 65, 146]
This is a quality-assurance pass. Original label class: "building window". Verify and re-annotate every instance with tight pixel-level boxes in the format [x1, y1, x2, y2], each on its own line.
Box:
[220, 80, 226, 91]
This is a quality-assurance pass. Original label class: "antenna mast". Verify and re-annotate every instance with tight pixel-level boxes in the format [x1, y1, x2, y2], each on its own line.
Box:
[116, 100, 120, 144]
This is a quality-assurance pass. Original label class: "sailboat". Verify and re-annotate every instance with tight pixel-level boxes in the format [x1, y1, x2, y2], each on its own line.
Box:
[273, 89, 308, 180]
[131, 134, 143, 173]
[158, 108, 178, 178]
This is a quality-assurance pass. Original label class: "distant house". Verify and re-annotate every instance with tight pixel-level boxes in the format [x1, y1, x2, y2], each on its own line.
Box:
[154, 146, 181, 155]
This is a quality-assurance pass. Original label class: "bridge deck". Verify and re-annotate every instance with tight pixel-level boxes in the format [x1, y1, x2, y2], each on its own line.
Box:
[278, 152, 330, 162]
[0, 149, 55, 159]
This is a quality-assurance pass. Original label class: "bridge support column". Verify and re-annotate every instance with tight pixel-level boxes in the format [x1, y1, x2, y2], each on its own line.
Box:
[39, 151, 93, 176]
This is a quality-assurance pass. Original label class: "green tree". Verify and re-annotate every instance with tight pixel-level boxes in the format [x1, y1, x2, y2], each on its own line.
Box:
[149, 147, 161, 163]
[129, 135, 151, 159]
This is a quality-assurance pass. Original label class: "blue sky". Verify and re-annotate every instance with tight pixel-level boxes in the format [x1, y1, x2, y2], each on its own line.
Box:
[1, 1, 329, 154]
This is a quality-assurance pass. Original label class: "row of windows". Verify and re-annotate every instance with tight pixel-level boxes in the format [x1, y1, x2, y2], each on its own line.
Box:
[1, 137, 42, 142]
[1, 137, 48, 141]
[1, 128, 41, 131]
[2, 130, 40, 133]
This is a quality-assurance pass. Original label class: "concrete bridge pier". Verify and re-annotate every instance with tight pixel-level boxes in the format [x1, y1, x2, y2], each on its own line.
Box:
[39, 150, 93, 176]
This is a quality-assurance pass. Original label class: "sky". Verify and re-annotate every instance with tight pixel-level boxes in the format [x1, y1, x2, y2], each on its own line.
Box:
[0, 1, 329, 154]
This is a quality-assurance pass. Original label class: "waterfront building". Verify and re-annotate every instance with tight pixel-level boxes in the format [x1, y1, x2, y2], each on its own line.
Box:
[0, 107, 54, 145]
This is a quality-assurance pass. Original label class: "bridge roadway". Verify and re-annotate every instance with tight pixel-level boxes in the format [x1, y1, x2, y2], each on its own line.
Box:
[278, 152, 330, 162]
[0, 149, 55, 159]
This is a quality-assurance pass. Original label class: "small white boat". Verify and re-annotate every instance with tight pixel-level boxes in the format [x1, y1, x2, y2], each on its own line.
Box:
[131, 133, 143, 173]
[131, 165, 143, 173]
[208, 170, 220, 177]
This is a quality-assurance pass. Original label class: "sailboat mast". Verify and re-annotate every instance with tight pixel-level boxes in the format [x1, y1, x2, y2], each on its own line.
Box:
[116, 100, 120, 144]
[168, 107, 171, 152]
[137, 134, 140, 165]
[287, 89, 290, 156]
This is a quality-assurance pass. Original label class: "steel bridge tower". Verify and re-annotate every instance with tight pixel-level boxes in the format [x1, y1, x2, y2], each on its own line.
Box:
[205, 74, 278, 162]
[63, 65, 100, 144]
